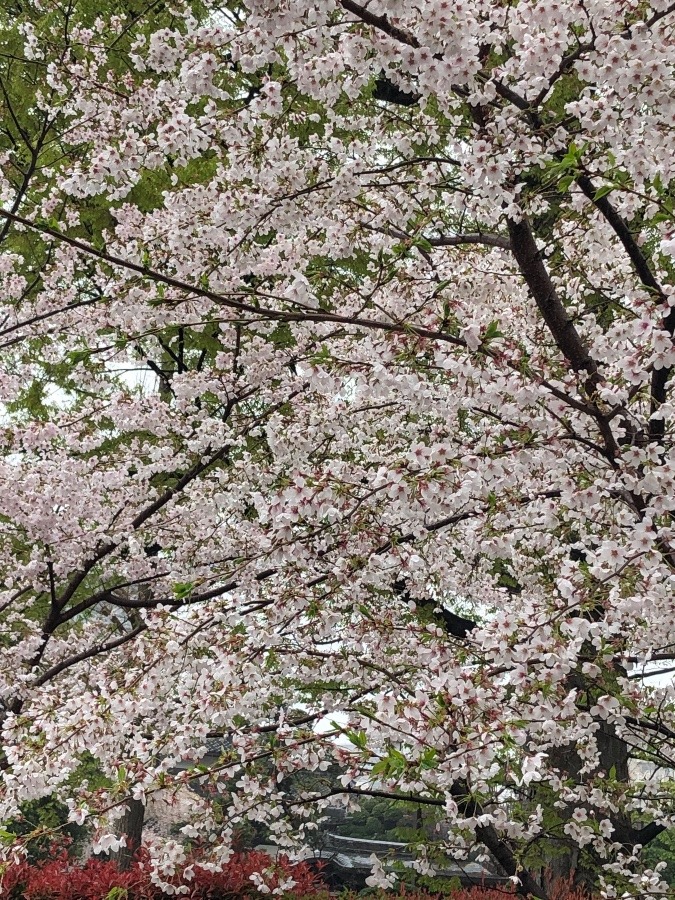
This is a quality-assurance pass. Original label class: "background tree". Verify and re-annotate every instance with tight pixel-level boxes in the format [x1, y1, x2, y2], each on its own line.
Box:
[0, 0, 674, 896]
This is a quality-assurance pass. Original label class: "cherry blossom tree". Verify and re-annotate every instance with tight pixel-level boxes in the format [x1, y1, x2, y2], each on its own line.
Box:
[1, 0, 675, 894]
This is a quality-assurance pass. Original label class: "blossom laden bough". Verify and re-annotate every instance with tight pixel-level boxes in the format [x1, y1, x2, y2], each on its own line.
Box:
[0, 0, 674, 895]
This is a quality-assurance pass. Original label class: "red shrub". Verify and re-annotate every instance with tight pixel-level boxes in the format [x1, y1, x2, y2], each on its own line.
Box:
[0, 848, 326, 900]
[1, 850, 153, 900]
[184, 850, 326, 898]
[441, 876, 591, 900]
[3, 854, 591, 900]
[1, 856, 31, 898]
[334, 876, 591, 900]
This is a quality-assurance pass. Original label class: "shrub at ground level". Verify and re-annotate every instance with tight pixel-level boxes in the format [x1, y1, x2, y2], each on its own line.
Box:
[0, 849, 326, 899]
[0, 848, 599, 900]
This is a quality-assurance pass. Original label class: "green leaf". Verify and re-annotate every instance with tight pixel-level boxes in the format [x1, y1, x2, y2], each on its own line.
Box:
[482, 320, 504, 343]
[557, 173, 575, 192]
[388, 747, 407, 771]
[270, 323, 295, 348]
[345, 729, 368, 750]
[593, 184, 614, 200]
[413, 236, 433, 252]
[173, 581, 194, 600]
[358, 603, 375, 621]
[431, 278, 452, 297]
[419, 747, 438, 770]
[66, 349, 91, 365]
[370, 759, 390, 777]
[105, 887, 129, 900]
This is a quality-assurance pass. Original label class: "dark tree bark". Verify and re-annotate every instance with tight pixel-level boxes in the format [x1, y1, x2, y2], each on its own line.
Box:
[111, 796, 145, 871]
[539, 719, 634, 893]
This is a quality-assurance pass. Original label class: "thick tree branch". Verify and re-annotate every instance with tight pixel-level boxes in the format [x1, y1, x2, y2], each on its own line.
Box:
[450, 782, 546, 898]
[339, 1, 419, 47]
[576, 176, 664, 297]
[35, 624, 147, 686]
[576, 174, 672, 441]
[634, 821, 667, 847]
[507, 216, 624, 460]
[393, 578, 477, 638]
[429, 233, 512, 250]
[507, 217, 596, 377]
[373, 76, 419, 107]
[362, 220, 512, 250]
[0, 208, 467, 351]
[317, 784, 544, 898]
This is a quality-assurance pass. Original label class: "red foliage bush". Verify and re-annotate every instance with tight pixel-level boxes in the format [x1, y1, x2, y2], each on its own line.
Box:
[0, 849, 326, 900]
[182, 849, 326, 899]
[1, 849, 154, 900]
[2, 851, 594, 900]
[372, 876, 590, 900]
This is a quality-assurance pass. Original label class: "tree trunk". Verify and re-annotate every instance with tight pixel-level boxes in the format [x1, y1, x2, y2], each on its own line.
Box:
[540, 721, 631, 894]
[111, 796, 145, 871]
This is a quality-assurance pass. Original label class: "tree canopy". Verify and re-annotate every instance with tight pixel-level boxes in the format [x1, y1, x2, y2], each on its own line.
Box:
[1, 0, 675, 895]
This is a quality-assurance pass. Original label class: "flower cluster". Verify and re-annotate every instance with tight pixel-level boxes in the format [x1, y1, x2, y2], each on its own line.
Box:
[0, 0, 674, 895]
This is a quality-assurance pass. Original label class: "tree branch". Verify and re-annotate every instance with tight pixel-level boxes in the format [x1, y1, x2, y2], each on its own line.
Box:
[361, 221, 512, 250]
[313, 783, 544, 897]
[429, 233, 512, 250]
[0, 208, 467, 351]
[373, 75, 419, 107]
[576, 176, 664, 298]
[393, 578, 477, 638]
[507, 216, 624, 460]
[576, 174, 672, 441]
[507, 217, 596, 377]
[339, 0, 419, 47]
[35, 624, 147, 686]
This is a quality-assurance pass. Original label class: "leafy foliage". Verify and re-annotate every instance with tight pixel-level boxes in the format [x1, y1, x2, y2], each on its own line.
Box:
[0, 849, 326, 900]
[0, 0, 675, 897]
